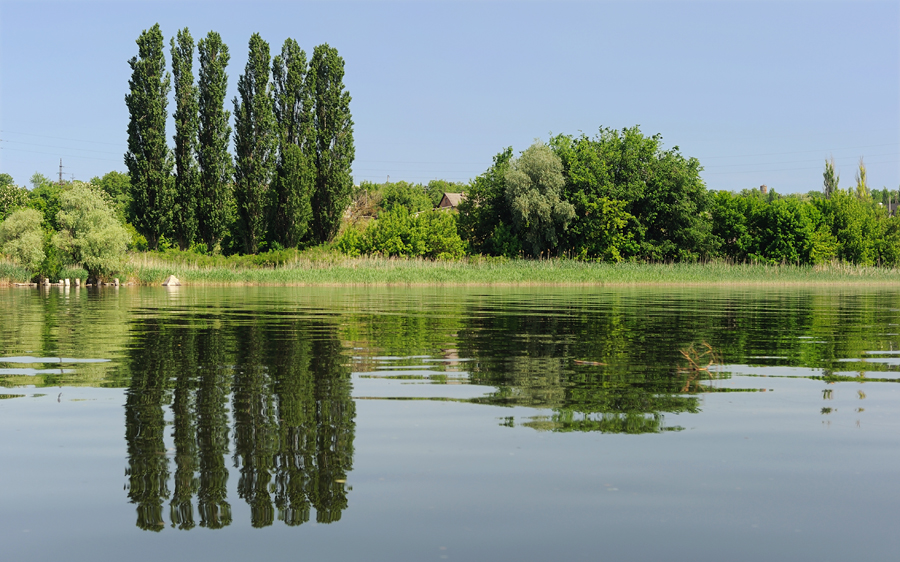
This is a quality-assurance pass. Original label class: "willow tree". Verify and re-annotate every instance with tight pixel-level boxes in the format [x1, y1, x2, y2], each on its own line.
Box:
[171, 27, 200, 250]
[233, 33, 277, 254]
[504, 141, 575, 257]
[197, 31, 233, 253]
[269, 38, 315, 248]
[309, 44, 354, 244]
[125, 23, 174, 250]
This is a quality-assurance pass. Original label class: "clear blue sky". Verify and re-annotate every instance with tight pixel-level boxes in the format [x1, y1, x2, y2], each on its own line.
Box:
[1, 0, 897, 194]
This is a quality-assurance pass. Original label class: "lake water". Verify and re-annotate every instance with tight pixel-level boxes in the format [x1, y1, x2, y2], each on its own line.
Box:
[1, 285, 899, 561]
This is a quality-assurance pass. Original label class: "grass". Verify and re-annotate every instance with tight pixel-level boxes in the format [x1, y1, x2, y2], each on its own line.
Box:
[116, 251, 900, 286]
[4, 250, 900, 287]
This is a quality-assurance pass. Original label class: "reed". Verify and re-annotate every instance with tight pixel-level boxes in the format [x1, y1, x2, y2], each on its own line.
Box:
[113, 252, 900, 286]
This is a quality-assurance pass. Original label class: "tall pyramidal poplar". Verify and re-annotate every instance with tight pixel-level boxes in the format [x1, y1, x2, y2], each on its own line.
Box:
[125, 23, 174, 251]
[197, 31, 233, 253]
[233, 33, 276, 254]
[269, 38, 314, 248]
[309, 44, 354, 244]
[170, 27, 200, 251]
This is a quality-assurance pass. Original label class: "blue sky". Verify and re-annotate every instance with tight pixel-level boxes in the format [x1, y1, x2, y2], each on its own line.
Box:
[1, 0, 897, 194]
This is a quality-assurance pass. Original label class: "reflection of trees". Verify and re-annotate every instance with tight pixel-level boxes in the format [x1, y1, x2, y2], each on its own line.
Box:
[123, 312, 354, 531]
[124, 318, 173, 531]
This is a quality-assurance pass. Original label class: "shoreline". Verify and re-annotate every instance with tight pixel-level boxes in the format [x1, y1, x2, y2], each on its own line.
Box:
[3, 257, 899, 287]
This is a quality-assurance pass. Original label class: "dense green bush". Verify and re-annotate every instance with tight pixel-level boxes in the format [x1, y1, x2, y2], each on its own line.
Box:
[336, 208, 465, 259]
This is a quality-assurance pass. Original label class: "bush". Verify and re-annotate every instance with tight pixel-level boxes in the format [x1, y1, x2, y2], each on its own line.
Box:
[335, 208, 465, 259]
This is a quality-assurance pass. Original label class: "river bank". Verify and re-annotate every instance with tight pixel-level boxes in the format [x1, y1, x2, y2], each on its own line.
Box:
[5, 253, 899, 287]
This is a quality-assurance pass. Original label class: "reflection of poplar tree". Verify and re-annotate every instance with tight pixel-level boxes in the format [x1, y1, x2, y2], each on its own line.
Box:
[272, 320, 315, 526]
[169, 328, 198, 530]
[195, 328, 232, 529]
[232, 322, 278, 528]
[310, 327, 355, 523]
[125, 320, 173, 531]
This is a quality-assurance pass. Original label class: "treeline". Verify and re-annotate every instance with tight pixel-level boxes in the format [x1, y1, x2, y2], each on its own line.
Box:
[331, 127, 899, 266]
[126, 24, 353, 254]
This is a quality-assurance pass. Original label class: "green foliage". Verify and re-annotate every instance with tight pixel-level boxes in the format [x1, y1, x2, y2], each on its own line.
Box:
[89, 171, 131, 221]
[0, 208, 45, 271]
[0, 173, 14, 187]
[457, 147, 514, 254]
[170, 28, 200, 251]
[270, 38, 315, 248]
[125, 23, 175, 250]
[197, 31, 233, 253]
[335, 208, 465, 259]
[309, 44, 355, 244]
[52, 184, 130, 281]
[30, 172, 52, 190]
[0, 181, 29, 221]
[816, 189, 879, 265]
[379, 181, 433, 214]
[504, 141, 574, 257]
[567, 195, 634, 261]
[233, 33, 277, 254]
[823, 157, 839, 199]
[551, 127, 712, 261]
[27, 182, 64, 231]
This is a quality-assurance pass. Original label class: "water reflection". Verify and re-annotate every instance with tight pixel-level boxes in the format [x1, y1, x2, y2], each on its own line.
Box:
[2, 286, 899, 531]
[123, 313, 354, 531]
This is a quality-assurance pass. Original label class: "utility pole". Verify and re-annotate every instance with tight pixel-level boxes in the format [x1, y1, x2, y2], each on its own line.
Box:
[58, 159, 65, 185]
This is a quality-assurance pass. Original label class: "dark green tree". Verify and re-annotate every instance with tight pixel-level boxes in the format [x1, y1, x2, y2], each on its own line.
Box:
[309, 44, 355, 244]
[233, 33, 277, 254]
[124, 23, 174, 250]
[551, 127, 713, 261]
[197, 31, 233, 253]
[171, 28, 200, 250]
[269, 38, 315, 248]
[456, 147, 515, 255]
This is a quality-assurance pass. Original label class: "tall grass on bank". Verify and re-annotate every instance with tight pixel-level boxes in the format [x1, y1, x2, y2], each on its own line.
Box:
[117, 251, 900, 286]
[0, 258, 30, 284]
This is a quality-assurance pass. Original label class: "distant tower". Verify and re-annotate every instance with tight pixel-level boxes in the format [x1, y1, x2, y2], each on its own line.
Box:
[58, 159, 64, 185]
[760, 184, 768, 195]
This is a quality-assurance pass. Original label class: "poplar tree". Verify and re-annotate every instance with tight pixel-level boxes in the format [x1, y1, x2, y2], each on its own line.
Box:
[233, 33, 277, 254]
[170, 28, 200, 251]
[309, 44, 355, 244]
[125, 23, 174, 250]
[269, 38, 314, 248]
[197, 31, 233, 253]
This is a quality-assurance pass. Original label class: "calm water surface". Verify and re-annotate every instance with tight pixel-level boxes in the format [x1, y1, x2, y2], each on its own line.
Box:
[1, 286, 899, 561]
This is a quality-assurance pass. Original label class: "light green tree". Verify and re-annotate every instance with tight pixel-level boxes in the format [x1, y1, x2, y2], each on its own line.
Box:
[30, 172, 52, 190]
[0, 208, 45, 271]
[1, 179, 29, 221]
[125, 23, 174, 251]
[823, 156, 839, 199]
[854, 157, 869, 200]
[197, 31, 233, 253]
[309, 44, 355, 244]
[53, 184, 130, 281]
[504, 141, 575, 256]
[233, 33, 277, 254]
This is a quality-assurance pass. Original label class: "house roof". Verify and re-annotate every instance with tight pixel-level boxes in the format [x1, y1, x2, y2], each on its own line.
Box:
[439, 192, 465, 208]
